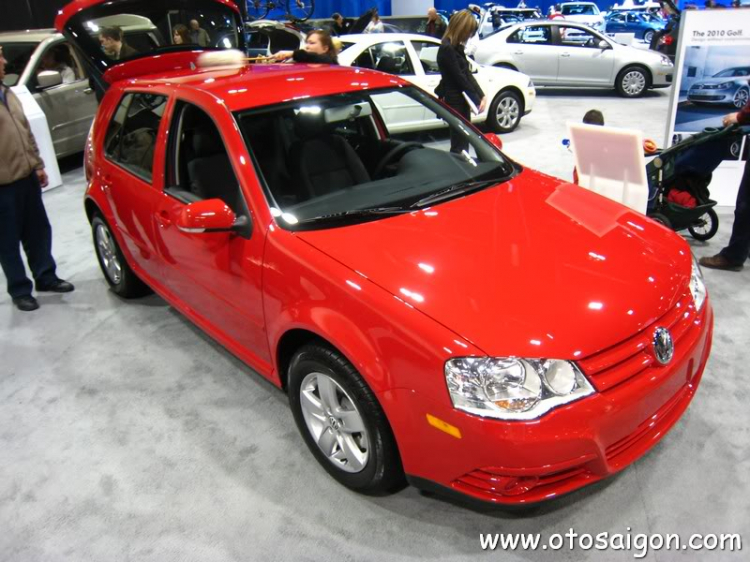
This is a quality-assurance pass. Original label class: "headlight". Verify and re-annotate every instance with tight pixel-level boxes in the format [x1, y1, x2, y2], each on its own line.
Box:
[445, 357, 595, 420]
[718, 81, 734, 89]
[690, 254, 707, 311]
[660, 55, 673, 67]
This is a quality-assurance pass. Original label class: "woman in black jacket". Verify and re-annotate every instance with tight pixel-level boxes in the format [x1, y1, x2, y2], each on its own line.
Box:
[271, 30, 339, 64]
[436, 10, 486, 154]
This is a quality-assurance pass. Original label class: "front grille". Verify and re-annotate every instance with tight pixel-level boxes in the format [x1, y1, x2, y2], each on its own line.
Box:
[689, 94, 725, 101]
[578, 294, 698, 392]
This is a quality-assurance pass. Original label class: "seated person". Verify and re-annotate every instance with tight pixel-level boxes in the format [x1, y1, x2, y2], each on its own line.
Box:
[39, 46, 76, 84]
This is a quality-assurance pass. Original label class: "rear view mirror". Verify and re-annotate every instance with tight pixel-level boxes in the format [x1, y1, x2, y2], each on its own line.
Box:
[484, 132, 503, 150]
[598, 40, 611, 50]
[37, 70, 63, 89]
[177, 198, 249, 236]
[324, 102, 373, 123]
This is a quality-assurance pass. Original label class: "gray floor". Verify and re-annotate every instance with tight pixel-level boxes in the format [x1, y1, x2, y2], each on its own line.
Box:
[1, 88, 748, 562]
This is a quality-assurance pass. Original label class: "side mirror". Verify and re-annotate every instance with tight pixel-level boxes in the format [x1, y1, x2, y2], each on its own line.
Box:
[484, 132, 503, 150]
[598, 40, 612, 50]
[177, 199, 251, 237]
[37, 70, 63, 89]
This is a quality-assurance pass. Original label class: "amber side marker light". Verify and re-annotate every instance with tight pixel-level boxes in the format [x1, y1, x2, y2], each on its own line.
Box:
[426, 414, 462, 439]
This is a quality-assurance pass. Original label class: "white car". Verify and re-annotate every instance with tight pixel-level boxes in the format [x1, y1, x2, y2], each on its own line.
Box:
[474, 21, 673, 97]
[559, 2, 605, 31]
[338, 33, 536, 133]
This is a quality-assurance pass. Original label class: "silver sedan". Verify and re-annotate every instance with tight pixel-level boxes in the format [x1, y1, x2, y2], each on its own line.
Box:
[473, 21, 674, 97]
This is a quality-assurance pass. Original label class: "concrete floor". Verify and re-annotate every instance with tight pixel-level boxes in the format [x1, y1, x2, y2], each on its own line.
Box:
[1, 87, 749, 562]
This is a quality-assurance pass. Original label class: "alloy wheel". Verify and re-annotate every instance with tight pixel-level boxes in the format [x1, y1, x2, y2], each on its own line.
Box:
[496, 96, 520, 130]
[622, 70, 646, 96]
[95, 223, 122, 285]
[734, 88, 749, 109]
[299, 372, 370, 473]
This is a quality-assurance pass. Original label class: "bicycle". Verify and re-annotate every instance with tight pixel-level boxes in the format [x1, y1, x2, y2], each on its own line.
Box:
[247, 0, 315, 23]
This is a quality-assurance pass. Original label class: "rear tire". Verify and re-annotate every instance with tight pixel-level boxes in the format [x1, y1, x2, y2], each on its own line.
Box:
[616, 65, 651, 98]
[91, 214, 152, 298]
[688, 208, 719, 241]
[488, 90, 522, 133]
[288, 344, 404, 494]
[643, 30, 655, 44]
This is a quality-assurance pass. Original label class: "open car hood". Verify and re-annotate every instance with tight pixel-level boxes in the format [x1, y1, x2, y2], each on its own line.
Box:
[55, 0, 244, 85]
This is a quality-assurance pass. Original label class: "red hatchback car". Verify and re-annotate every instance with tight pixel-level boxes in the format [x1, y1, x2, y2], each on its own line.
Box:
[59, 0, 713, 506]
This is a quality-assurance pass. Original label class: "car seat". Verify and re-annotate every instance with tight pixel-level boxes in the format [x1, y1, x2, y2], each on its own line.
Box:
[187, 127, 241, 214]
[289, 111, 370, 201]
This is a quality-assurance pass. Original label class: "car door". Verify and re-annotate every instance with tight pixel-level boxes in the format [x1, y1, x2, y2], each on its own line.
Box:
[100, 91, 168, 281]
[506, 25, 558, 84]
[151, 99, 270, 365]
[555, 25, 615, 86]
[348, 40, 427, 132]
[31, 39, 97, 157]
[606, 13, 626, 34]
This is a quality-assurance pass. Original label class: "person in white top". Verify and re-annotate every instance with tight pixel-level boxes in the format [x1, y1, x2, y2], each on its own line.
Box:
[364, 10, 384, 33]
[39, 46, 76, 84]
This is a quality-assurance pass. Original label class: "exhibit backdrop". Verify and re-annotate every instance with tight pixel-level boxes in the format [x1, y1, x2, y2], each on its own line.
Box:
[665, 9, 750, 206]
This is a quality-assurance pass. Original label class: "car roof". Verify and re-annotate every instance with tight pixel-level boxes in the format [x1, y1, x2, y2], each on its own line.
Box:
[125, 63, 409, 112]
[0, 29, 59, 43]
[341, 33, 440, 43]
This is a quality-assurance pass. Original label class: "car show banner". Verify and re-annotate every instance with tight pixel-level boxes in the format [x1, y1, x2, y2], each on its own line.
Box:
[665, 9, 750, 206]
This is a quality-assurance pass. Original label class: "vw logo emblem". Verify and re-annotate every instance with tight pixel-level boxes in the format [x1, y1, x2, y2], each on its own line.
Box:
[653, 327, 674, 365]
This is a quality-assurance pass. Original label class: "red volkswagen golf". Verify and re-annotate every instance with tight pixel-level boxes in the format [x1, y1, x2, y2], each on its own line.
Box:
[59, 0, 713, 506]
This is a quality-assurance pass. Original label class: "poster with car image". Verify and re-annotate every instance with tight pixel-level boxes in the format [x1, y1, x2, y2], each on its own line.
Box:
[665, 9, 750, 206]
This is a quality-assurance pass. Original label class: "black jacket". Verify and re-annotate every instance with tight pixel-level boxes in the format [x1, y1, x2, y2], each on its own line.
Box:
[436, 40, 484, 106]
[425, 18, 446, 39]
[292, 50, 338, 64]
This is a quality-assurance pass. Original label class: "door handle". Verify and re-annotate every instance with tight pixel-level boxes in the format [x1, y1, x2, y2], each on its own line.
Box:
[513, 50, 524, 55]
[561, 53, 571, 57]
[155, 210, 172, 229]
[83, 88, 94, 95]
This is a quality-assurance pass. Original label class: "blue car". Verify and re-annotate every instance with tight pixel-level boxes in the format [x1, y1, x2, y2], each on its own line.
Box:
[605, 11, 666, 44]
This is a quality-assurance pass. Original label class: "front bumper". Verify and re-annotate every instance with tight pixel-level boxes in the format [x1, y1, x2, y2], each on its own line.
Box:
[688, 90, 737, 104]
[385, 300, 713, 506]
[652, 69, 673, 87]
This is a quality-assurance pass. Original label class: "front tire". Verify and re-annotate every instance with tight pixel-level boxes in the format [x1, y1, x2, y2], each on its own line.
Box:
[91, 214, 151, 298]
[488, 90, 522, 133]
[288, 344, 404, 494]
[688, 208, 719, 241]
[733, 87, 749, 110]
[616, 66, 651, 98]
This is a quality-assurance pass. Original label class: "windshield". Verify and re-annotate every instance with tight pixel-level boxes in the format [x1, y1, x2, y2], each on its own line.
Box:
[713, 67, 750, 78]
[236, 87, 515, 231]
[562, 5, 600, 15]
[0, 42, 38, 86]
[63, 0, 242, 70]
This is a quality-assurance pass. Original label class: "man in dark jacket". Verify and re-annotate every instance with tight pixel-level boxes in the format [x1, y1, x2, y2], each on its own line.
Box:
[699, 100, 750, 271]
[331, 13, 352, 36]
[0, 47, 74, 311]
[99, 27, 137, 60]
[424, 8, 447, 39]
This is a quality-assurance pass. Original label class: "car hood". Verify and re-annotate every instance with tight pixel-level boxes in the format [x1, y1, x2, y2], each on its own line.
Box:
[55, 0, 245, 84]
[692, 76, 749, 87]
[296, 170, 692, 360]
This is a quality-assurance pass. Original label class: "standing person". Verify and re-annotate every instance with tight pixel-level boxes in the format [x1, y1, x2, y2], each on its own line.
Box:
[331, 13, 352, 36]
[190, 19, 211, 47]
[0, 47, 74, 312]
[424, 8, 447, 39]
[173, 24, 191, 45]
[436, 10, 486, 154]
[270, 30, 339, 64]
[364, 10, 384, 33]
[99, 27, 137, 60]
[699, 101, 750, 271]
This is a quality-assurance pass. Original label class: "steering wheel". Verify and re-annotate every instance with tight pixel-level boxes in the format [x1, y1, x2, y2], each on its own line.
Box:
[373, 142, 423, 179]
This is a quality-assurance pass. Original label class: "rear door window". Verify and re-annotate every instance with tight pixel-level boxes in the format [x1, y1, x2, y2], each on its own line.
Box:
[104, 92, 168, 182]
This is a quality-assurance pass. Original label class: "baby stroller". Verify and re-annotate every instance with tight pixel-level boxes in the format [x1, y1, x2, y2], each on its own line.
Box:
[646, 124, 745, 241]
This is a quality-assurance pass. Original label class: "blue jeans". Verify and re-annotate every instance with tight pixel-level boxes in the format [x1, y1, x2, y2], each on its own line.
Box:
[720, 157, 750, 265]
[0, 173, 58, 298]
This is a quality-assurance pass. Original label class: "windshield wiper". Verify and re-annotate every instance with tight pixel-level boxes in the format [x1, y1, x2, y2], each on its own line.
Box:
[296, 206, 411, 225]
[411, 180, 498, 208]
